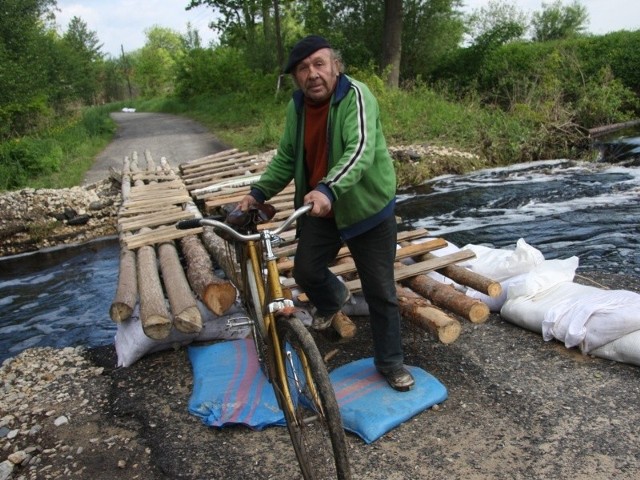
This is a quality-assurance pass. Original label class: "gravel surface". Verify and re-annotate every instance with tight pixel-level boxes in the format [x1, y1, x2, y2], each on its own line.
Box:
[1, 112, 640, 480]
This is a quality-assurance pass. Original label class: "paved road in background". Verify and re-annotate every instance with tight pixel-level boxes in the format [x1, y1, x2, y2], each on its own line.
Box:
[83, 112, 228, 185]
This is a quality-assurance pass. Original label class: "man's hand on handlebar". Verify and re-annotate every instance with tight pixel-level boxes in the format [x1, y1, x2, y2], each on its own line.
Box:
[303, 190, 332, 217]
[237, 194, 259, 212]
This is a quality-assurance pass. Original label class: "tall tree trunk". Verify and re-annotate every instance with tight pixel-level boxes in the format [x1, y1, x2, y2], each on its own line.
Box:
[382, 0, 403, 88]
[272, 0, 284, 72]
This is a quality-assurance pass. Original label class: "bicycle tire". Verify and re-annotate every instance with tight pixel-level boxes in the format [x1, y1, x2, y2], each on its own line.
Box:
[276, 315, 351, 480]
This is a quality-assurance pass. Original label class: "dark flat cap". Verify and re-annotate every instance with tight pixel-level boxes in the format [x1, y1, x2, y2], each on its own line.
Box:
[284, 35, 331, 73]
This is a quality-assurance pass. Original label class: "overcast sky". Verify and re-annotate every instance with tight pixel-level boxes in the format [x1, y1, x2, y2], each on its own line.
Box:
[55, 0, 640, 58]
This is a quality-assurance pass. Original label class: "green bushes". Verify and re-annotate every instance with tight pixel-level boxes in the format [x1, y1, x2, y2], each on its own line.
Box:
[0, 107, 116, 191]
[0, 137, 62, 190]
[434, 30, 640, 131]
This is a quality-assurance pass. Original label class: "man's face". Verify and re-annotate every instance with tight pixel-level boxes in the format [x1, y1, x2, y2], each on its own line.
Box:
[293, 48, 339, 104]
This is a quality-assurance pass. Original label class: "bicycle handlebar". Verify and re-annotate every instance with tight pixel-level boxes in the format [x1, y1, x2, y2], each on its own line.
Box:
[176, 203, 313, 243]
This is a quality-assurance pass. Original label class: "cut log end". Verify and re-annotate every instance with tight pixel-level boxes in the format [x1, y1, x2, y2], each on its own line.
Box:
[438, 321, 462, 344]
[468, 302, 490, 324]
[487, 283, 503, 298]
[142, 314, 172, 340]
[203, 282, 238, 316]
[332, 311, 357, 338]
[174, 306, 203, 334]
[109, 303, 133, 323]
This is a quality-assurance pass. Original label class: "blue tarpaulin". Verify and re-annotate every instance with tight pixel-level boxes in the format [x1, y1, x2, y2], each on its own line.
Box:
[188, 339, 447, 443]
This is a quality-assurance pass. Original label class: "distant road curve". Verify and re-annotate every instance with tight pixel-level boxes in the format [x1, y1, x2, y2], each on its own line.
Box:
[83, 112, 228, 185]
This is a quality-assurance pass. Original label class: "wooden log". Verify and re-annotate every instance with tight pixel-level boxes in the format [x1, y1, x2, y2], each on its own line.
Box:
[421, 252, 502, 298]
[110, 162, 137, 322]
[137, 235, 172, 339]
[201, 227, 242, 287]
[158, 241, 202, 333]
[331, 311, 356, 338]
[180, 234, 237, 315]
[401, 273, 490, 324]
[396, 286, 461, 344]
[109, 247, 137, 322]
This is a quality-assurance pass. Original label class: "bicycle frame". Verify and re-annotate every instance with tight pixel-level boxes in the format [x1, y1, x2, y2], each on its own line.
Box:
[184, 204, 319, 422]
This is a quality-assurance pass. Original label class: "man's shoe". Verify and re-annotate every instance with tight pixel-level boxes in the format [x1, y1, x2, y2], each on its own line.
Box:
[378, 366, 415, 392]
[311, 311, 337, 330]
[311, 285, 351, 331]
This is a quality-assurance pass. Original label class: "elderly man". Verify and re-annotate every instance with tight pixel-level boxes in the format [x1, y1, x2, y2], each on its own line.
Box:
[238, 35, 414, 391]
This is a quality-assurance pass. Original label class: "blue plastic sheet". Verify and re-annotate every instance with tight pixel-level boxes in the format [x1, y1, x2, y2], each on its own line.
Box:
[188, 339, 447, 443]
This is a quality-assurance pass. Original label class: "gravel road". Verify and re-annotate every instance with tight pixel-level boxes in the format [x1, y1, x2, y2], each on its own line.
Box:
[83, 111, 228, 185]
[2, 112, 640, 480]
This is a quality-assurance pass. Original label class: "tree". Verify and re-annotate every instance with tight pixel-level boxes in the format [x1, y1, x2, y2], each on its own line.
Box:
[62, 16, 104, 104]
[531, 0, 589, 42]
[465, 0, 528, 46]
[382, 0, 403, 88]
[187, 0, 286, 72]
[133, 26, 186, 97]
[0, 0, 58, 138]
[400, 0, 465, 80]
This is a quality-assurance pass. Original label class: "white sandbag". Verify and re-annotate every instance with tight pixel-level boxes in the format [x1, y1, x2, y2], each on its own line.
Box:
[590, 330, 640, 367]
[500, 281, 579, 333]
[461, 238, 545, 281]
[115, 304, 197, 368]
[506, 257, 579, 300]
[115, 300, 252, 368]
[542, 287, 640, 353]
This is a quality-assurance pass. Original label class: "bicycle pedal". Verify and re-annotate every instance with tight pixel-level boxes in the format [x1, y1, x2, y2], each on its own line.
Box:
[269, 298, 295, 313]
[226, 316, 253, 329]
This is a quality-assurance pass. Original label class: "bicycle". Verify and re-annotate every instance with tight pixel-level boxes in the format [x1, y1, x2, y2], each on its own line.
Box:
[178, 203, 351, 480]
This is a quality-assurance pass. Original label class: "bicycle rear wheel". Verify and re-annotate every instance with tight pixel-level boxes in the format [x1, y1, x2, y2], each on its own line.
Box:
[276, 316, 351, 480]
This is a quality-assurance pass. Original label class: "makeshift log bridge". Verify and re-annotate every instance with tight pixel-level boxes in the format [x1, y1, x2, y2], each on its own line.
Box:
[109, 150, 237, 340]
[109, 148, 501, 346]
[177, 149, 502, 345]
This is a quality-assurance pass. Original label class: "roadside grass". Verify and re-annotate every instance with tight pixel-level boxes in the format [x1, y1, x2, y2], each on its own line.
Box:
[2, 80, 589, 191]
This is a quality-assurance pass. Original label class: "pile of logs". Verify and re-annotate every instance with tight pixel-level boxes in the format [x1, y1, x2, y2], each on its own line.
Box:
[110, 148, 502, 348]
[109, 150, 236, 340]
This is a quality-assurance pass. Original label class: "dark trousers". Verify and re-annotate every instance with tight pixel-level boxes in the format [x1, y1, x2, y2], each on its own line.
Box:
[293, 214, 404, 372]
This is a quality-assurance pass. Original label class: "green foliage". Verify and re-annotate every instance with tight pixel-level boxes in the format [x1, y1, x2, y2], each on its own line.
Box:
[0, 137, 63, 190]
[575, 67, 640, 126]
[175, 46, 278, 99]
[132, 26, 186, 97]
[0, 107, 116, 191]
[531, 0, 589, 42]
[464, 0, 529, 45]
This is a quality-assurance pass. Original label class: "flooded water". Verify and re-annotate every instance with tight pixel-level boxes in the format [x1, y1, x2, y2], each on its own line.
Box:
[396, 159, 640, 276]
[0, 238, 119, 362]
[1, 147, 639, 362]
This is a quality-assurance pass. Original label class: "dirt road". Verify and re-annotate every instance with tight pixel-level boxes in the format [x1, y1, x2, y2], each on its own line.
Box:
[2, 112, 640, 480]
[83, 111, 228, 184]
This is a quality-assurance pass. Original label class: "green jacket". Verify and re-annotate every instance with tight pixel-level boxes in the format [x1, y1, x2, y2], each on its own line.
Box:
[250, 74, 396, 239]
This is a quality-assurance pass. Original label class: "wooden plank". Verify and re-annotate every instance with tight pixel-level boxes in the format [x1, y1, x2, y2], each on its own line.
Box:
[191, 175, 263, 197]
[343, 250, 476, 293]
[181, 155, 260, 179]
[180, 150, 245, 171]
[281, 238, 450, 288]
[204, 184, 296, 209]
[125, 225, 204, 250]
[295, 250, 476, 300]
[179, 149, 239, 171]
[122, 192, 191, 208]
[119, 210, 196, 232]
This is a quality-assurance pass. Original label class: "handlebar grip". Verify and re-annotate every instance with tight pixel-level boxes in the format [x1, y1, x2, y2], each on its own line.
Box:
[176, 218, 202, 230]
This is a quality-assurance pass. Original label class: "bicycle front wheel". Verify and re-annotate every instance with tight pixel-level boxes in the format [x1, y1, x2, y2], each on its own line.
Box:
[276, 316, 351, 480]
